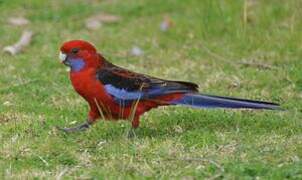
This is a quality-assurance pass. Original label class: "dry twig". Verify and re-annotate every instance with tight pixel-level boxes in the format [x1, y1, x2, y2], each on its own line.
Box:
[3, 30, 33, 55]
[239, 60, 275, 70]
[56, 168, 69, 180]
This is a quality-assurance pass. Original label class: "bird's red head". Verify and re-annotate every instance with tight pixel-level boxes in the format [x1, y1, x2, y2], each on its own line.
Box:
[59, 40, 101, 72]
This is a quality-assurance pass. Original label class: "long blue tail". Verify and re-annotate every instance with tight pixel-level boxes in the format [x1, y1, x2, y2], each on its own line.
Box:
[171, 93, 280, 110]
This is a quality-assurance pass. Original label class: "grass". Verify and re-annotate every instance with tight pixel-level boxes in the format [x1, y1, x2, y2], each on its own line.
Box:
[0, 0, 301, 178]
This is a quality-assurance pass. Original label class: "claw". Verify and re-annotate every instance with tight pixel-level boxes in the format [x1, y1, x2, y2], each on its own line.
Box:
[127, 128, 137, 138]
[57, 122, 90, 133]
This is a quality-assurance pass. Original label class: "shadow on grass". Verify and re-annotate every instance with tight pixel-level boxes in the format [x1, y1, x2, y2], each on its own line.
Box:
[79, 108, 296, 141]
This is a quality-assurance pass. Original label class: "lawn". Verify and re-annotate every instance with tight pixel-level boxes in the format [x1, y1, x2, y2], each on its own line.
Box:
[0, 0, 301, 179]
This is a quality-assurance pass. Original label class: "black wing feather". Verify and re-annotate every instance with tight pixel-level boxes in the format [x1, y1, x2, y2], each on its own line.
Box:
[96, 60, 198, 96]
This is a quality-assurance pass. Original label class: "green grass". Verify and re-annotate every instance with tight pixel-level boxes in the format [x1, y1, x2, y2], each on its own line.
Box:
[0, 0, 301, 178]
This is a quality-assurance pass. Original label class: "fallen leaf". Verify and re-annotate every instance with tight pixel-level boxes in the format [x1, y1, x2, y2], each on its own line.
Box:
[85, 19, 103, 30]
[8, 17, 29, 26]
[94, 13, 121, 23]
[69, 121, 77, 125]
[85, 12, 121, 30]
[160, 15, 173, 32]
[11, 134, 19, 143]
[3, 101, 12, 106]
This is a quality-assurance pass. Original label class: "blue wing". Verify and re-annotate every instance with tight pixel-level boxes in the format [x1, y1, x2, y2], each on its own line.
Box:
[96, 58, 280, 110]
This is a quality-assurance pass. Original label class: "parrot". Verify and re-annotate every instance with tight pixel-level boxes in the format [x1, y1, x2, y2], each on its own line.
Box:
[57, 40, 280, 134]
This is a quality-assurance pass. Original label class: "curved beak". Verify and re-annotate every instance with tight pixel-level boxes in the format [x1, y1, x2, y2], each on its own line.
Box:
[59, 51, 70, 66]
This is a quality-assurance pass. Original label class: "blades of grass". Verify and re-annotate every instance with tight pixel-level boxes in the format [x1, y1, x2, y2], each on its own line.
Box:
[94, 98, 106, 120]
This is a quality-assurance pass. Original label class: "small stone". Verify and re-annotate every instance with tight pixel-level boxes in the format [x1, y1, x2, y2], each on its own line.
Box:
[131, 46, 144, 56]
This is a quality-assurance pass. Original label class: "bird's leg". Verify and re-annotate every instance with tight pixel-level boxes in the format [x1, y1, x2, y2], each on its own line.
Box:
[127, 116, 140, 138]
[57, 119, 92, 133]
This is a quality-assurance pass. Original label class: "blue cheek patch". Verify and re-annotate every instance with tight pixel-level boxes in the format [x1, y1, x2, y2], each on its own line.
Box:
[69, 58, 85, 72]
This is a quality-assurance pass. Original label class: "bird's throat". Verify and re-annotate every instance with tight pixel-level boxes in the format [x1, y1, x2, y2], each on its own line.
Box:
[68, 58, 85, 72]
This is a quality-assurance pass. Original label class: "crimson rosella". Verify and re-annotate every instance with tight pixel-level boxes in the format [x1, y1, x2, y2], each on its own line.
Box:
[58, 40, 280, 133]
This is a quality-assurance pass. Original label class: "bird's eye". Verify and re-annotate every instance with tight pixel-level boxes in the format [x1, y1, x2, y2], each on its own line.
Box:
[71, 48, 79, 54]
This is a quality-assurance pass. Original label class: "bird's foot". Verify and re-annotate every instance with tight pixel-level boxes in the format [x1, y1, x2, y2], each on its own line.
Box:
[57, 122, 91, 133]
[127, 128, 137, 139]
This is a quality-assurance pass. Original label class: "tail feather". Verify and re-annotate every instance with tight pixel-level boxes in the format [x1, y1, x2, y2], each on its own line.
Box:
[171, 93, 280, 110]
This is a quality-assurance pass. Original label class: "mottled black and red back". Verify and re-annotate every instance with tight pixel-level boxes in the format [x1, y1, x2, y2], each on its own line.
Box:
[96, 61, 198, 99]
